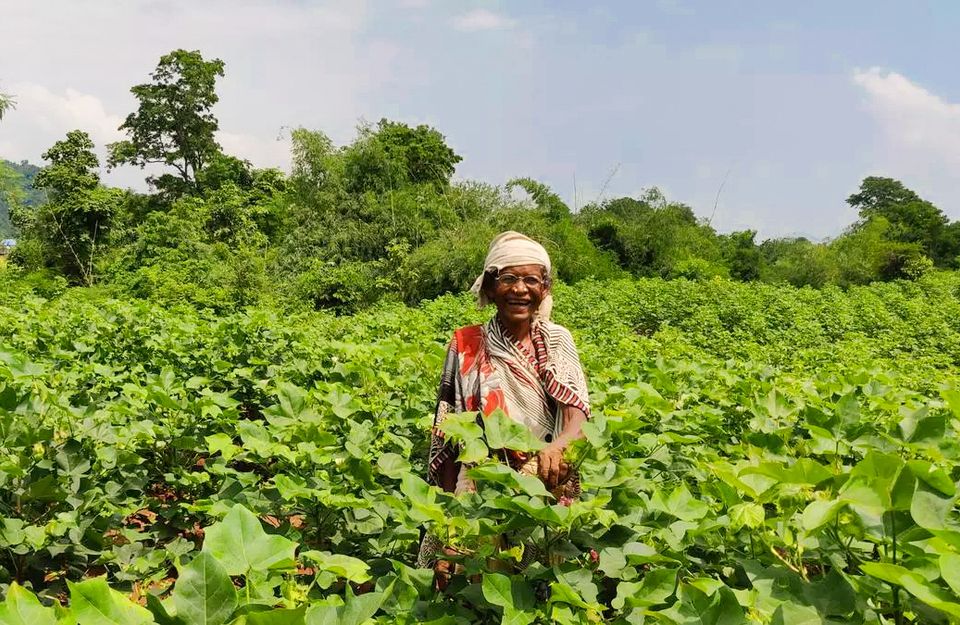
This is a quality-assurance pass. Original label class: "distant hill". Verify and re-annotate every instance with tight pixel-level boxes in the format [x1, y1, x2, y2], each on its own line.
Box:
[0, 160, 44, 238]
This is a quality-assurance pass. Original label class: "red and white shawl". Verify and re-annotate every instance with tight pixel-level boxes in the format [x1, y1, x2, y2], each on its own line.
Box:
[427, 316, 590, 488]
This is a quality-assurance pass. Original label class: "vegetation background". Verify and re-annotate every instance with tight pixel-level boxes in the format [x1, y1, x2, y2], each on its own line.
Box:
[4, 50, 960, 625]
[2, 50, 958, 311]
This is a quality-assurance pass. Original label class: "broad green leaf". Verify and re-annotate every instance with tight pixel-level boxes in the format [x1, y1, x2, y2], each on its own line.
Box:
[172, 552, 237, 625]
[863, 563, 960, 617]
[483, 573, 536, 610]
[741, 459, 831, 486]
[467, 463, 552, 498]
[482, 574, 535, 624]
[300, 551, 371, 583]
[305, 584, 390, 625]
[908, 460, 956, 497]
[801, 499, 845, 533]
[202, 505, 297, 575]
[662, 583, 744, 625]
[940, 553, 960, 597]
[942, 389, 960, 421]
[399, 473, 447, 523]
[376, 453, 411, 478]
[649, 483, 709, 521]
[68, 577, 154, 625]
[205, 433, 239, 461]
[771, 603, 822, 625]
[911, 482, 955, 531]
[729, 503, 765, 530]
[0, 583, 58, 625]
[612, 568, 678, 610]
[484, 410, 545, 452]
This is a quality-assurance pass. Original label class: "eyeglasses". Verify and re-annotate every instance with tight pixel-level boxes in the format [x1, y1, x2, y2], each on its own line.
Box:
[496, 273, 547, 289]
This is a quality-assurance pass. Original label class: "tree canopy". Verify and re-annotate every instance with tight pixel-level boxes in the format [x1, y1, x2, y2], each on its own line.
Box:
[6, 49, 960, 311]
[108, 49, 225, 195]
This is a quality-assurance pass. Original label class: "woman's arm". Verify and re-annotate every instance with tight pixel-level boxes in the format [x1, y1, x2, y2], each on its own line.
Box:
[537, 404, 588, 488]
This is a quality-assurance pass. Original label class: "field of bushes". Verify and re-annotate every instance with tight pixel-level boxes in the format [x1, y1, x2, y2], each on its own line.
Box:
[1, 271, 960, 623]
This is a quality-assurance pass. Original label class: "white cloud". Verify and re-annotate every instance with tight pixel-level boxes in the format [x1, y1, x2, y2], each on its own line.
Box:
[7, 82, 124, 147]
[452, 9, 515, 32]
[853, 67, 960, 211]
[218, 130, 292, 171]
[853, 67, 960, 167]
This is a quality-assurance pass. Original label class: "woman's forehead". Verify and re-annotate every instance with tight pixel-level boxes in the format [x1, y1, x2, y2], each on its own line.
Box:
[500, 264, 546, 275]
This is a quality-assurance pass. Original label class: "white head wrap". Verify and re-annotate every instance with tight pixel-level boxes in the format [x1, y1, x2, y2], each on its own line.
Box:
[469, 231, 553, 319]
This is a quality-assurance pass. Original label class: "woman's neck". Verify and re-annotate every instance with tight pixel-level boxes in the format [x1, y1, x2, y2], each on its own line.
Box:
[497, 314, 532, 342]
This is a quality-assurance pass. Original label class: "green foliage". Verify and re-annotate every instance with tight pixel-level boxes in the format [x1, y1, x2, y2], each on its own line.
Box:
[578, 188, 724, 279]
[0, 91, 13, 121]
[108, 49, 225, 195]
[1, 275, 960, 622]
[847, 176, 958, 265]
[342, 119, 462, 193]
[11, 131, 123, 285]
[0, 160, 44, 238]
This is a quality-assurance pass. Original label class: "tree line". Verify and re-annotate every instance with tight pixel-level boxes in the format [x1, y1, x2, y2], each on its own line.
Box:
[1, 49, 958, 312]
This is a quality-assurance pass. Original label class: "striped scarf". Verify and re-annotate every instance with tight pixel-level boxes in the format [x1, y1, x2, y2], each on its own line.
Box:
[428, 317, 590, 485]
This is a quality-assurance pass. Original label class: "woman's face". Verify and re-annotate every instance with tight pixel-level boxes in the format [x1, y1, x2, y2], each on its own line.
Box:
[484, 264, 550, 325]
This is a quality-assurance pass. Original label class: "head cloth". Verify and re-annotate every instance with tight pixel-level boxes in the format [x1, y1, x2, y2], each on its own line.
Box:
[469, 231, 553, 319]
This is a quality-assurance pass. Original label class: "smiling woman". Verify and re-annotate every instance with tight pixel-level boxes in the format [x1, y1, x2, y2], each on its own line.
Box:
[418, 231, 592, 578]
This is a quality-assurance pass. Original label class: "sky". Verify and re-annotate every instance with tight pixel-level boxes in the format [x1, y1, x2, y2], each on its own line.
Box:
[1, 1, 959, 240]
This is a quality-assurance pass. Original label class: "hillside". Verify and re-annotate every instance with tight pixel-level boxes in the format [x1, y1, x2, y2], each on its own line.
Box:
[0, 159, 44, 238]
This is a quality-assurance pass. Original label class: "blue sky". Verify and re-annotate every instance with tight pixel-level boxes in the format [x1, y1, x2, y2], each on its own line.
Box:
[2, 1, 959, 239]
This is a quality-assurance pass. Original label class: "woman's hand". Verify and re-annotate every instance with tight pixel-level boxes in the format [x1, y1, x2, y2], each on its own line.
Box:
[537, 442, 570, 489]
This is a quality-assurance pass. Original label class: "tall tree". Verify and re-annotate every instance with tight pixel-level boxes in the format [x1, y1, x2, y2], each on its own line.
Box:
[847, 176, 948, 263]
[108, 49, 225, 195]
[24, 131, 122, 284]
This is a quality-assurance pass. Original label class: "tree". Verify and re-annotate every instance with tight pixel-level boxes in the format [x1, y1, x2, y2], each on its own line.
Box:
[721, 230, 761, 281]
[342, 119, 462, 193]
[0, 91, 13, 121]
[847, 177, 921, 216]
[507, 178, 570, 220]
[108, 49, 225, 194]
[21, 131, 122, 284]
[846, 176, 948, 262]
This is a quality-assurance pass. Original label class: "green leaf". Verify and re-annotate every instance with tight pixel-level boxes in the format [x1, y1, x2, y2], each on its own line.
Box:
[728, 502, 765, 530]
[482, 574, 535, 624]
[771, 603, 822, 625]
[862, 563, 960, 617]
[205, 433, 239, 461]
[0, 583, 59, 625]
[376, 453, 411, 478]
[911, 481, 955, 531]
[741, 459, 831, 486]
[801, 499, 845, 533]
[612, 568, 678, 610]
[172, 552, 237, 625]
[649, 483, 709, 521]
[68, 577, 154, 625]
[467, 463, 552, 498]
[940, 553, 960, 597]
[202, 505, 297, 576]
[300, 551, 371, 583]
[243, 607, 307, 625]
[304, 584, 390, 625]
[484, 410, 545, 452]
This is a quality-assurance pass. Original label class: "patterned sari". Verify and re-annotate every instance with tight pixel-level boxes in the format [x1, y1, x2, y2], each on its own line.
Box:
[426, 316, 590, 492]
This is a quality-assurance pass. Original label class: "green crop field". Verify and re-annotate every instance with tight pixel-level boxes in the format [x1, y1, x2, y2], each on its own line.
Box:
[2, 273, 960, 624]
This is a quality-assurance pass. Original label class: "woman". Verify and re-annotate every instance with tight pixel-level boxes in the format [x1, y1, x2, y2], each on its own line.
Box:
[418, 231, 591, 572]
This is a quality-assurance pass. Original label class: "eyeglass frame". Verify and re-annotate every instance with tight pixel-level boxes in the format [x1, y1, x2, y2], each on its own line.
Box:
[487, 269, 551, 290]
